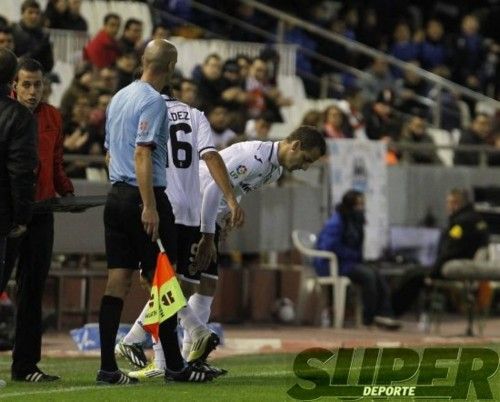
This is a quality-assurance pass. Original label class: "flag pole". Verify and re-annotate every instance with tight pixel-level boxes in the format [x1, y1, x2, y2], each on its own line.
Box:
[156, 239, 165, 254]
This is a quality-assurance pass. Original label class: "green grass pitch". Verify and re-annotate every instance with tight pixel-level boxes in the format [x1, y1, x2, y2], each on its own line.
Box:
[1, 348, 499, 401]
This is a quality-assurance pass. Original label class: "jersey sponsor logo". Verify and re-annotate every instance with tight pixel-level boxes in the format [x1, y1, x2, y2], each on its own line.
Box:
[229, 165, 248, 180]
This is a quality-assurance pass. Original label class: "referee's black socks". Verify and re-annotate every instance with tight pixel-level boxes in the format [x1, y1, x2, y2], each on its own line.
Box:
[159, 313, 184, 372]
[99, 295, 123, 372]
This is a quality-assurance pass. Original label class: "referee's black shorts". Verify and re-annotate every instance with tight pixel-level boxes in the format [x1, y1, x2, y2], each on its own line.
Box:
[104, 182, 177, 277]
[177, 224, 220, 284]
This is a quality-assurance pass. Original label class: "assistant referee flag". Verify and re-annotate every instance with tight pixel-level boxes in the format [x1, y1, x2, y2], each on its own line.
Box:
[143, 240, 186, 341]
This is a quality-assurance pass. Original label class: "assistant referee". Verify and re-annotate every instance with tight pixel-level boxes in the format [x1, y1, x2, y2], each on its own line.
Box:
[97, 39, 213, 385]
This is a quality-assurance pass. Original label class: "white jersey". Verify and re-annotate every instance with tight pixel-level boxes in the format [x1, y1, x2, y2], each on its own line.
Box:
[199, 140, 283, 233]
[163, 95, 216, 226]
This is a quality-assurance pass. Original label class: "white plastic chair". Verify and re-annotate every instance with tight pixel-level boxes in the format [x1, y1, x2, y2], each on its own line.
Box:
[292, 229, 361, 328]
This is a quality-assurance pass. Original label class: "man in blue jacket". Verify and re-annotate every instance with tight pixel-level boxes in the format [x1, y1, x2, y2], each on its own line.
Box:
[314, 190, 400, 329]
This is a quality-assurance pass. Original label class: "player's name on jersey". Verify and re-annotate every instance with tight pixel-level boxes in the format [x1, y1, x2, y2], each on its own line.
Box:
[169, 111, 190, 122]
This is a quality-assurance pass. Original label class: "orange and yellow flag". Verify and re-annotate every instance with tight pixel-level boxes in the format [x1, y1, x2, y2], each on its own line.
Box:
[143, 245, 186, 341]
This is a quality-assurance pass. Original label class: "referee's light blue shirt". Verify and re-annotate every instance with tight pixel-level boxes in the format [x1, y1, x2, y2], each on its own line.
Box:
[105, 81, 168, 187]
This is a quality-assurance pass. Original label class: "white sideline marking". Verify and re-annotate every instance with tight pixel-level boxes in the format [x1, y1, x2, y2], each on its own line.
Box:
[0, 371, 291, 398]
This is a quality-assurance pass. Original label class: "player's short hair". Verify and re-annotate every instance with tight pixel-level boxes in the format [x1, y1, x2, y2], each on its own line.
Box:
[16, 57, 43, 78]
[285, 126, 326, 156]
[124, 18, 142, 31]
[104, 13, 120, 25]
[21, 0, 40, 13]
[0, 48, 17, 84]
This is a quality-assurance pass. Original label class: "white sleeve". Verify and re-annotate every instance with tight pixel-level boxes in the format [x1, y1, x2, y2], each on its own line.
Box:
[200, 144, 260, 233]
[194, 109, 216, 158]
[200, 180, 223, 234]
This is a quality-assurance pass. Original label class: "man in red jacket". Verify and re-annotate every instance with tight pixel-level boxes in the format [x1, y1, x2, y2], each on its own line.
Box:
[2, 58, 73, 382]
[83, 13, 121, 69]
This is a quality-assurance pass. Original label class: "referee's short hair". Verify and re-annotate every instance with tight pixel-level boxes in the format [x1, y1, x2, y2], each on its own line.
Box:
[0, 48, 17, 85]
[286, 126, 327, 156]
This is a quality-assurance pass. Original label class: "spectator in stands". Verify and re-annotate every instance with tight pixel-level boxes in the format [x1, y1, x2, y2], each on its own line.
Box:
[363, 88, 401, 141]
[63, 95, 102, 178]
[244, 111, 273, 140]
[62, 0, 87, 32]
[390, 22, 418, 77]
[396, 60, 430, 116]
[322, 105, 352, 139]
[83, 13, 121, 69]
[207, 104, 237, 149]
[43, 0, 66, 29]
[282, 22, 316, 95]
[314, 190, 401, 330]
[151, 24, 169, 40]
[94, 66, 118, 94]
[172, 78, 197, 107]
[316, 18, 352, 76]
[246, 57, 291, 121]
[60, 62, 94, 121]
[193, 53, 224, 111]
[452, 15, 487, 90]
[138, 24, 169, 56]
[118, 18, 143, 58]
[12, 0, 54, 72]
[236, 54, 251, 81]
[89, 90, 112, 138]
[301, 109, 322, 128]
[454, 113, 493, 166]
[399, 116, 441, 164]
[357, 8, 384, 64]
[359, 57, 394, 102]
[115, 52, 137, 91]
[0, 27, 14, 51]
[418, 19, 449, 71]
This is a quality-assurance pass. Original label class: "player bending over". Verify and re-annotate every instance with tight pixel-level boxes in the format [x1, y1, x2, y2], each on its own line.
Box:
[125, 126, 326, 379]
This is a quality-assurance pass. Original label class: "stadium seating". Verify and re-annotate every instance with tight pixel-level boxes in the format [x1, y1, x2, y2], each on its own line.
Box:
[292, 229, 362, 328]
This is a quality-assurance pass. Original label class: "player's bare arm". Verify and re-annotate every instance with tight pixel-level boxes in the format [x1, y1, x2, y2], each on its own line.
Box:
[135, 145, 159, 241]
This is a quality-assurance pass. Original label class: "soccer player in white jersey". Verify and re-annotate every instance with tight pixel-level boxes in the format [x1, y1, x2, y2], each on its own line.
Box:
[116, 91, 244, 378]
[147, 126, 326, 375]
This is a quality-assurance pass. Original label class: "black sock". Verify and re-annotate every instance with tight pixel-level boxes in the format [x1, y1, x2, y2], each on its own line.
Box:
[159, 313, 184, 371]
[99, 295, 123, 372]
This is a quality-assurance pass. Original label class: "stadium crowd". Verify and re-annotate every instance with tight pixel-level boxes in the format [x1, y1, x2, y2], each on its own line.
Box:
[0, 0, 498, 178]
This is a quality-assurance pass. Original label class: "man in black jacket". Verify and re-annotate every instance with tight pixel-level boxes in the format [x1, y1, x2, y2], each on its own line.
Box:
[454, 114, 492, 166]
[0, 50, 38, 378]
[432, 188, 489, 277]
[392, 188, 489, 315]
[0, 48, 37, 265]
